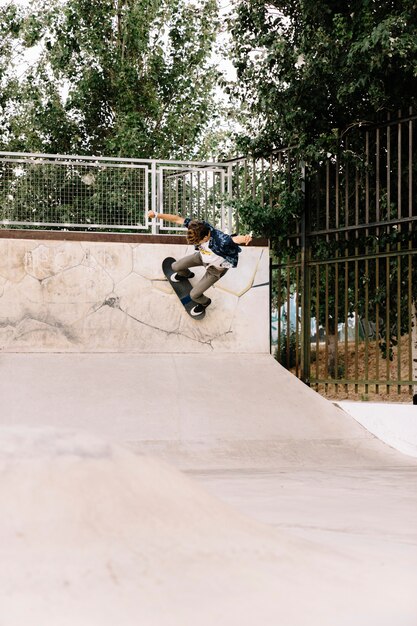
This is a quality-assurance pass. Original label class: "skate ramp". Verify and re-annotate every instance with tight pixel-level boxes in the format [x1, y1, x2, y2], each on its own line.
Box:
[0, 237, 269, 353]
[0, 352, 414, 470]
[1, 427, 416, 626]
[1, 235, 417, 626]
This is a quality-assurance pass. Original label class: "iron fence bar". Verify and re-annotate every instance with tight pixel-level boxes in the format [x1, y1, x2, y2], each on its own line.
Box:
[342, 111, 417, 133]
[335, 161, 340, 395]
[386, 255, 390, 394]
[286, 265, 291, 369]
[335, 158, 340, 232]
[376, 127, 380, 222]
[387, 113, 391, 220]
[295, 262, 300, 377]
[300, 162, 311, 385]
[355, 166, 359, 232]
[271, 261, 302, 271]
[326, 161, 330, 241]
[325, 264, 329, 392]
[304, 247, 417, 267]
[396, 116, 402, 395]
[385, 115, 392, 395]
[310, 378, 417, 386]
[345, 138, 350, 229]
[316, 169, 320, 230]
[408, 108, 414, 397]
[354, 255, 359, 394]
[409, 107, 413, 218]
[397, 254, 402, 394]
[269, 258, 273, 353]
[365, 130, 370, 228]
[344, 258, 349, 395]
[365, 257, 369, 395]
[375, 125, 381, 396]
[408, 254, 413, 395]
[398, 111, 402, 220]
[315, 264, 320, 391]
[277, 264, 282, 362]
[288, 214, 417, 238]
[375, 257, 380, 395]
[335, 260, 339, 394]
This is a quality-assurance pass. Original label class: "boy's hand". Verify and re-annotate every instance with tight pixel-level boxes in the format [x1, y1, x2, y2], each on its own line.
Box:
[232, 233, 253, 246]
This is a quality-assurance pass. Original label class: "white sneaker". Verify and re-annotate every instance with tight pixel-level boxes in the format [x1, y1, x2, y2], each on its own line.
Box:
[171, 272, 194, 283]
[190, 299, 211, 316]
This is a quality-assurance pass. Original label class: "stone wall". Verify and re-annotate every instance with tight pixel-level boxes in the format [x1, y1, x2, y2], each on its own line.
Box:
[0, 237, 269, 353]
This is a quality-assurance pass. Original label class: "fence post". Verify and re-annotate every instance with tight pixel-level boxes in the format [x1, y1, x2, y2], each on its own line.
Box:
[227, 164, 233, 233]
[220, 169, 226, 231]
[151, 160, 158, 235]
[300, 161, 311, 385]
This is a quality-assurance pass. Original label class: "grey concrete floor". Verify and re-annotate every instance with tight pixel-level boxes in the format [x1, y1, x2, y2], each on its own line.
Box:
[192, 467, 417, 554]
[1, 353, 417, 624]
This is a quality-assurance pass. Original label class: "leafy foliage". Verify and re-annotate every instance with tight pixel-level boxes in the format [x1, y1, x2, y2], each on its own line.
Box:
[0, 0, 220, 159]
[229, 0, 417, 159]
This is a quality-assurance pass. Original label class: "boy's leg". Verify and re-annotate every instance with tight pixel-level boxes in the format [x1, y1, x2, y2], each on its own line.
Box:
[190, 266, 228, 305]
[172, 252, 203, 277]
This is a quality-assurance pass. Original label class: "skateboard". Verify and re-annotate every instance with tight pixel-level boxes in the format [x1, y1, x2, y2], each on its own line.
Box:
[162, 257, 205, 320]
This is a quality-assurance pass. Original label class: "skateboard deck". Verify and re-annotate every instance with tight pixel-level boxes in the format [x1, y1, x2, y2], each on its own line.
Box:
[162, 257, 205, 320]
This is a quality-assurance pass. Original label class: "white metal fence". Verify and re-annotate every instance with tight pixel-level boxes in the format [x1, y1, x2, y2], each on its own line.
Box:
[0, 151, 239, 233]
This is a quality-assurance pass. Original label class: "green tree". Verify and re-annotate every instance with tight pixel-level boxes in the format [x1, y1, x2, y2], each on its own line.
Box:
[229, 0, 417, 159]
[229, 1, 417, 388]
[1, 0, 220, 159]
[0, 3, 24, 146]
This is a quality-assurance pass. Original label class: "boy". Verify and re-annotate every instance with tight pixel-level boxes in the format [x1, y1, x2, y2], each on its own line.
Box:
[148, 211, 252, 316]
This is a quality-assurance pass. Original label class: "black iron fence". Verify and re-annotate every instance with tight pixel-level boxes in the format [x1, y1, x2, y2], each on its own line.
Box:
[270, 109, 417, 401]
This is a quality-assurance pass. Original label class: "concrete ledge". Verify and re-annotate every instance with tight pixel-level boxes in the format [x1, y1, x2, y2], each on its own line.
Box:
[0, 229, 268, 247]
[336, 401, 417, 458]
[0, 238, 269, 352]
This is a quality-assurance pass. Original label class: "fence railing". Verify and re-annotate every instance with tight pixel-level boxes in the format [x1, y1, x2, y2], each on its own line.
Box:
[0, 152, 245, 233]
[271, 109, 417, 402]
[0, 150, 297, 235]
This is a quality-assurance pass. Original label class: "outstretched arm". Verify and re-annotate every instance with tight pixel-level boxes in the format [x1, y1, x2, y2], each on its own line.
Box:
[148, 211, 185, 225]
[232, 233, 252, 246]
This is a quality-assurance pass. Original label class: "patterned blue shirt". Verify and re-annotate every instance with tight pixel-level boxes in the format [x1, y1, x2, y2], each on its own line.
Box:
[183, 218, 242, 268]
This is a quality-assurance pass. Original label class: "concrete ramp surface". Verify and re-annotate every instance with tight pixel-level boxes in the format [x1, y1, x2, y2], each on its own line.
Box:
[0, 237, 416, 626]
[1, 353, 417, 625]
[1, 352, 414, 469]
[0, 426, 416, 626]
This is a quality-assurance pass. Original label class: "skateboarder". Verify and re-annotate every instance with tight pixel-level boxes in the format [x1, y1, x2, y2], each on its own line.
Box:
[148, 211, 252, 315]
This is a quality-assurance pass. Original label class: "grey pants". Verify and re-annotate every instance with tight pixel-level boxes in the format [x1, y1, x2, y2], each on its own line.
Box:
[172, 252, 228, 305]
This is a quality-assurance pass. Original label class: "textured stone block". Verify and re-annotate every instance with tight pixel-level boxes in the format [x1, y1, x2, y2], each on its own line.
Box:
[25, 243, 84, 280]
[0, 238, 270, 353]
